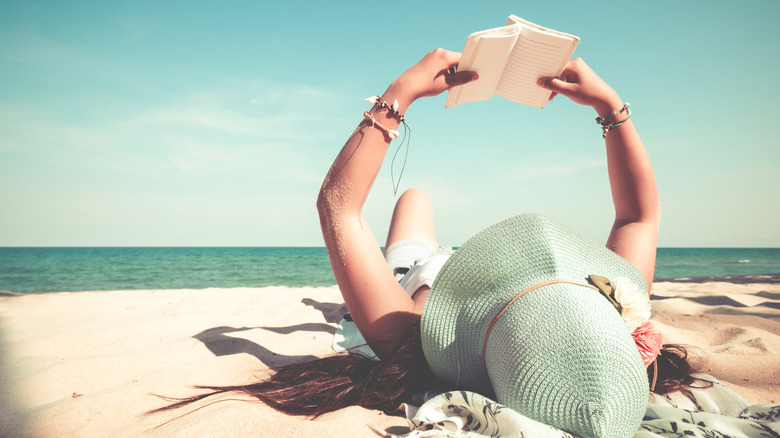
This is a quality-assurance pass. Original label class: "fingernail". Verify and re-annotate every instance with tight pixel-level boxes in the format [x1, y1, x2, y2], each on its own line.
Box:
[471, 72, 479, 81]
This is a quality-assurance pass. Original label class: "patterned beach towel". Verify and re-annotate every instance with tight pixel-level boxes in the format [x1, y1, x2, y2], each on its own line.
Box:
[334, 317, 780, 437]
[386, 376, 780, 437]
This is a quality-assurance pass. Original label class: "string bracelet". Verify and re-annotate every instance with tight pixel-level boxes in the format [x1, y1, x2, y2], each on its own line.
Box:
[597, 103, 631, 138]
[595, 103, 629, 125]
[362, 111, 399, 139]
[363, 95, 413, 195]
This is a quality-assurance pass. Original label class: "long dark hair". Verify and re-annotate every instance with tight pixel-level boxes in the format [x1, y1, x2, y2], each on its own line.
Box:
[148, 321, 444, 418]
[651, 343, 711, 394]
[148, 319, 707, 418]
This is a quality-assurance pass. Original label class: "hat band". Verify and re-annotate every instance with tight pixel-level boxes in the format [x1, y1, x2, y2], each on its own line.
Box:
[481, 279, 598, 373]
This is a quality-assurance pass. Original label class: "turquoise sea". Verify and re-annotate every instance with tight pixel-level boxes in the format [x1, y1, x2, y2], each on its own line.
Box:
[1, 247, 779, 293]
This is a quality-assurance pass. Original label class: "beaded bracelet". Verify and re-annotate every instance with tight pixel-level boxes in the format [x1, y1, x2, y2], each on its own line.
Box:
[596, 103, 629, 125]
[597, 103, 631, 138]
[364, 95, 405, 122]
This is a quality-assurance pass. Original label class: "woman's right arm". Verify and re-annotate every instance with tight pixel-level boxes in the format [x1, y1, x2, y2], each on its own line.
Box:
[317, 50, 477, 357]
[539, 59, 661, 291]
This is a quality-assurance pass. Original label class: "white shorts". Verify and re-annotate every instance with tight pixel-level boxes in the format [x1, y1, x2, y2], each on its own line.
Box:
[384, 239, 454, 297]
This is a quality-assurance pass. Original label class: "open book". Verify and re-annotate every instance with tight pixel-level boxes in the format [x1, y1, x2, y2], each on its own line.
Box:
[446, 15, 579, 109]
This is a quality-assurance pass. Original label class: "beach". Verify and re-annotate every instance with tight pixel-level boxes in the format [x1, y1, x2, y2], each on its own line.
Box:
[1, 280, 778, 437]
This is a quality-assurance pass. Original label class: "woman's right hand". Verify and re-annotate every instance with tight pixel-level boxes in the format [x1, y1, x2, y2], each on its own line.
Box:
[537, 58, 622, 116]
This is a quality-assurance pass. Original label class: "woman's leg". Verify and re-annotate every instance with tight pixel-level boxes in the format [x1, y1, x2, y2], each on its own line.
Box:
[383, 188, 440, 306]
[385, 188, 439, 249]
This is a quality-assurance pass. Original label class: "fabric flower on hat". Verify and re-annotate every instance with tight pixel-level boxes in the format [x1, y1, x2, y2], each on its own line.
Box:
[611, 276, 651, 331]
[632, 320, 663, 367]
[588, 275, 660, 367]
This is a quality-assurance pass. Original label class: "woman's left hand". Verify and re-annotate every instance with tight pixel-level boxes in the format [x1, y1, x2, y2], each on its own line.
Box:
[388, 48, 478, 104]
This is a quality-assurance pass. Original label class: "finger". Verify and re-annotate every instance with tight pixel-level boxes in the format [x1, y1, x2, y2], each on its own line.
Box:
[429, 47, 461, 68]
[445, 71, 478, 87]
[547, 91, 558, 101]
[438, 49, 463, 78]
[440, 48, 462, 65]
[537, 77, 577, 96]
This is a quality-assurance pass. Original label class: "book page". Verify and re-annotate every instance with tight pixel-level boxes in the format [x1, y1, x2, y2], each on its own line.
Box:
[494, 21, 578, 108]
[445, 25, 520, 108]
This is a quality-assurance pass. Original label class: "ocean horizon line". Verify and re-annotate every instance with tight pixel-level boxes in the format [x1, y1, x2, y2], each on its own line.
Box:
[3, 247, 780, 294]
[2, 245, 780, 249]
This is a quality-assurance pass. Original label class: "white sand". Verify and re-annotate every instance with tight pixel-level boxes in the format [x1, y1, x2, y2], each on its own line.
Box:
[1, 281, 778, 437]
[650, 281, 780, 404]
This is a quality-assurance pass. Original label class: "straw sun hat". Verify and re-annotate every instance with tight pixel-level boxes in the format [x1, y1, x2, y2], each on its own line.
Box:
[421, 213, 650, 438]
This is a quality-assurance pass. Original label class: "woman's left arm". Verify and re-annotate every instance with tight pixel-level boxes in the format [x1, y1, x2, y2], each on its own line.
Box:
[539, 59, 660, 292]
[600, 99, 661, 293]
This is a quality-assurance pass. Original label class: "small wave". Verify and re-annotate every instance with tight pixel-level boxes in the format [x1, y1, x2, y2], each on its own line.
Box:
[738, 260, 751, 263]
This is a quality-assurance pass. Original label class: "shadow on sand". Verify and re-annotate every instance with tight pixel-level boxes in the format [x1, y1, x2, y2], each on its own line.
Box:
[193, 298, 348, 368]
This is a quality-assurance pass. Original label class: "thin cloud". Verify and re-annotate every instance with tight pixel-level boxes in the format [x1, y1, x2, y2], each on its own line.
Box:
[503, 157, 605, 181]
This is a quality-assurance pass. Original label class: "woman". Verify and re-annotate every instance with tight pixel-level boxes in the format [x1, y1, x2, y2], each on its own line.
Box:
[153, 49, 706, 436]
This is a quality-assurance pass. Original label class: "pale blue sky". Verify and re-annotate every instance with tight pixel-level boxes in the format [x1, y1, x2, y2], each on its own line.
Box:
[1, 1, 778, 247]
